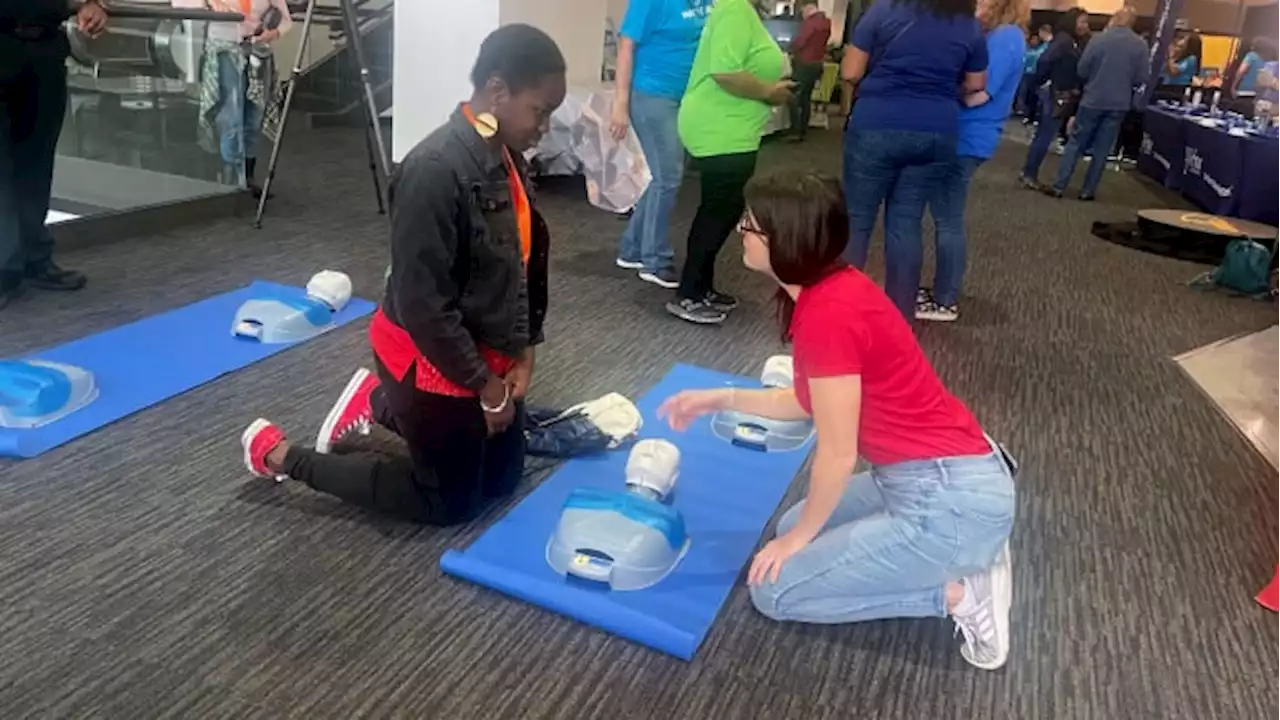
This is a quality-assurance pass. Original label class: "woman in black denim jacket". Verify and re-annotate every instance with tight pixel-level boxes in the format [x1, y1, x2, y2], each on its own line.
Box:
[239, 25, 568, 526]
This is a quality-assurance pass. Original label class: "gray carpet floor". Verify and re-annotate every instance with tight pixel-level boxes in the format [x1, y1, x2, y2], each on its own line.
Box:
[1, 124, 1276, 720]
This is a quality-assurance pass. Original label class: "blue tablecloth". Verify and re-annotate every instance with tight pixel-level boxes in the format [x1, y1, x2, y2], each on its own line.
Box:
[1139, 108, 1278, 224]
[1138, 108, 1185, 190]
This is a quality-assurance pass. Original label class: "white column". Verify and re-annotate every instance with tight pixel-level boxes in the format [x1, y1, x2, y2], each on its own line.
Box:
[392, 0, 609, 162]
[392, 0, 500, 162]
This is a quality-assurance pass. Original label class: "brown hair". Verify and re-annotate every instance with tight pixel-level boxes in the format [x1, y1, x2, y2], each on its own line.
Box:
[979, 0, 1030, 31]
[742, 170, 848, 340]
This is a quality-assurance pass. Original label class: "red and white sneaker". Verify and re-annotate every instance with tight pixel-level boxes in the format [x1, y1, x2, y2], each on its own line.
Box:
[241, 418, 288, 482]
[315, 368, 379, 454]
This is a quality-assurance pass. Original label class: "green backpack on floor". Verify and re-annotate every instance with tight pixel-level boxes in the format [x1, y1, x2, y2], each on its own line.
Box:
[1190, 238, 1277, 299]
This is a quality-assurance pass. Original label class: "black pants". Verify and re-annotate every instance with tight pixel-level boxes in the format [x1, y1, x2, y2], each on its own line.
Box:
[281, 360, 526, 526]
[789, 61, 823, 138]
[0, 35, 66, 282]
[678, 151, 758, 300]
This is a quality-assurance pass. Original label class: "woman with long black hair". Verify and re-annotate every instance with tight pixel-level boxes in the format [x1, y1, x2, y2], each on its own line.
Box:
[660, 170, 1017, 670]
[1018, 7, 1088, 189]
[840, 0, 990, 322]
[239, 25, 567, 526]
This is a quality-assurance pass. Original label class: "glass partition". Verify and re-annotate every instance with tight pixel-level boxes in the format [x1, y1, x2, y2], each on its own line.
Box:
[52, 12, 253, 222]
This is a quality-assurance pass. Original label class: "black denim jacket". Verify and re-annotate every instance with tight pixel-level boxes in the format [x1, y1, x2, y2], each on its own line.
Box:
[382, 106, 550, 393]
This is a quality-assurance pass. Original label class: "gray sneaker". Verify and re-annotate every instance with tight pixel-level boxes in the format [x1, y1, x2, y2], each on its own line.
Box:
[639, 268, 679, 289]
[951, 543, 1012, 670]
[616, 257, 644, 270]
[666, 297, 726, 325]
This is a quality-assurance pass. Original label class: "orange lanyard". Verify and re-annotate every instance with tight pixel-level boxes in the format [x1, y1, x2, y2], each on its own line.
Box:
[239, 0, 251, 18]
[461, 104, 532, 265]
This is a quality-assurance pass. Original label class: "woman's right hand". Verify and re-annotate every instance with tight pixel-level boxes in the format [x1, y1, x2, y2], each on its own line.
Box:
[480, 376, 516, 436]
[609, 100, 630, 141]
[658, 389, 730, 431]
[766, 80, 797, 106]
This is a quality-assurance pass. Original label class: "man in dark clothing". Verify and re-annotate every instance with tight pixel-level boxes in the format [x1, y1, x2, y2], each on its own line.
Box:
[0, 0, 105, 311]
[1046, 6, 1147, 200]
[787, 0, 831, 141]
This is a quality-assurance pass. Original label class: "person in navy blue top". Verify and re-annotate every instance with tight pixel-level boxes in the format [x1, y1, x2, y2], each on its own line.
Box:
[1045, 6, 1147, 202]
[918, 0, 1027, 324]
[1018, 7, 1089, 188]
[610, 0, 713, 288]
[840, 0, 989, 323]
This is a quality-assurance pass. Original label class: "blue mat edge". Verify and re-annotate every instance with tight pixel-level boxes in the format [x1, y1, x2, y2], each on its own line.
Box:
[438, 362, 798, 661]
[0, 281, 376, 459]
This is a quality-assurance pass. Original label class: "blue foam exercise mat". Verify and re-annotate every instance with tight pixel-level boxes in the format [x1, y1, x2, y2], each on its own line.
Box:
[439, 363, 812, 660]
[0, 281, 375, 459]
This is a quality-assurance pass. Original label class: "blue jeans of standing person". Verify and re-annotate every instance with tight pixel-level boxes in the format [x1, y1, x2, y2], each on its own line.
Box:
[927, 155, 983, 308]
[1020, 87, 1062, 183]
[1051, 107, 1126, 198]
[749, 443, 1016, 623]
[216, 51, 263, 166]
[618, 91, 683, 274]
[843, 128, 957, 320]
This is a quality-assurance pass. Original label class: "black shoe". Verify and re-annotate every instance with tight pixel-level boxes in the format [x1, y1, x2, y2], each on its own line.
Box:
[25, 261, 87, 291]
[704, 290, 738, 312]
[1077, 193, 1095, 202]
[666, 297, 727, 325]
[1040, 186, 1064, 199]
[1017, 175, 1040, 191]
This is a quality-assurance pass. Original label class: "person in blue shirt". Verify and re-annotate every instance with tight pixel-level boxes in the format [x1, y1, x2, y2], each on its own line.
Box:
[1015, 24, 1051, 119]
[917, 0, 1027, 324]
[1159, 32, 1201, 86]
[1232, 37, 1276, 97]
[841, 0, 989, 322]
[610, 0, 713, 288]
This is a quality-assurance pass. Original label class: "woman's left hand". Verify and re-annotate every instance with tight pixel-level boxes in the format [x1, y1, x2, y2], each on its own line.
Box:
[256, 28, 281, 44]
[748, 532, 808, 586]
[506, 348, 535, 400]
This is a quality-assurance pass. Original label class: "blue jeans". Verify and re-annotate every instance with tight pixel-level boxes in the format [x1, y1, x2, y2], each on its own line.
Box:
[1020, 87, 1061, 182]
[1052, 107, 1125, 197]
[927, 155, 983, 307]
[216, 51, 263, 165]
[843, 128, 957, 320]
[619, 91, 684, 273]
[750, 444, 1016, 623]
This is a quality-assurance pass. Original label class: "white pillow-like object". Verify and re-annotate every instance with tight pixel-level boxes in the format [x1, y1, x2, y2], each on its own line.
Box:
[306, 270, 353, 312]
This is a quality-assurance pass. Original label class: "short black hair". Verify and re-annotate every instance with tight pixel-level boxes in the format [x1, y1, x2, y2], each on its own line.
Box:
[743, 170, 848, 339]
[470, 24, 566, 93]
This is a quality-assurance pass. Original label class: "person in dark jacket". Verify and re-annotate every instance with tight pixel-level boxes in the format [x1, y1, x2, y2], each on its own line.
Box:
[240, 25, 567, 526]
[1018, 7, 1088, 188]
[0, 0, 107, 311]
[1044, 6, 1147, 200]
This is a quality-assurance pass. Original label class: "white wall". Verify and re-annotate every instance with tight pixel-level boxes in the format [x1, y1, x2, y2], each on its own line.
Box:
[502, 0, 607, 86]
[392, 0, 500, 161]
[392, 0, 609, 161]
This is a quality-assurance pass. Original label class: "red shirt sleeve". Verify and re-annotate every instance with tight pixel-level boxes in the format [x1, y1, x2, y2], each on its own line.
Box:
[794, 296, 868, 378]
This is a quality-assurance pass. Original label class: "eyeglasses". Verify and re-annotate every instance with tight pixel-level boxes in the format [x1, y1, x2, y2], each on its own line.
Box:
[737, 218, 767, 240]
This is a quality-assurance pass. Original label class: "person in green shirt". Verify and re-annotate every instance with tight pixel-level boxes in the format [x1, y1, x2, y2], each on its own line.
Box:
[667, 0, 794, 325]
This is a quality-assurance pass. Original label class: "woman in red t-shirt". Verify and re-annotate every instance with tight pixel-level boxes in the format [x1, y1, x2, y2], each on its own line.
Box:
[659, 171, 1017, 670]
[237, 26, 566, 526]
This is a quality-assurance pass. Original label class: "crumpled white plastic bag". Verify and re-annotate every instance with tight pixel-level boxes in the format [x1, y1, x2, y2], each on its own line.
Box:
[531, 86, 651, 214]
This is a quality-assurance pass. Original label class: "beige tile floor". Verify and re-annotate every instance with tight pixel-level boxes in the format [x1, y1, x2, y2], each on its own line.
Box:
[1176, 324, 1279, 470]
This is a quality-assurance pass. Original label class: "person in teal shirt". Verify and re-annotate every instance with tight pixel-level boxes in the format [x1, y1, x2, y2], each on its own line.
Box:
[611, 0, 713, 288]
[667, 0, 792, 325]
[1160, 33, 1201, 86]
[1232, 37, 1277, 96]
